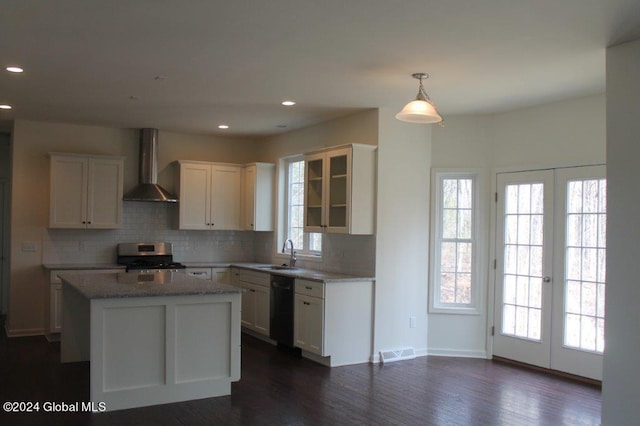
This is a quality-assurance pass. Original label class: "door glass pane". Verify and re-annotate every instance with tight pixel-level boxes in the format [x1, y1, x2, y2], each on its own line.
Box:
[563, 178, 606, 354]
[501, 183, 544, 341]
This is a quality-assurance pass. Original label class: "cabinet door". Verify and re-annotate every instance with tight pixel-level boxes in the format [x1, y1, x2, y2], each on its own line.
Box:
[306, 296, 324, 354]
[178, 163, 211, 230]
[211, 165, 242, 230]
[50, 156, 89, 228]
[239, 283, 256, 328]
[294, 295, 309, 349]
[87, 157, 123, 229]
[304, 153, 325, 233]
[50, 284, 63, 332]
[326, 148, 351, 233]
[243, 165, 256, 230]
[253, 284, 270, 336]
[294, 294, 324, 355]
[248, 163, 275, 231]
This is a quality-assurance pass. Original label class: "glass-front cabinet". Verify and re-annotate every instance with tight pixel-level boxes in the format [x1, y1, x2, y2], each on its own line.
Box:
[303, 144, 376, 235]
[305, 152, 325, 231]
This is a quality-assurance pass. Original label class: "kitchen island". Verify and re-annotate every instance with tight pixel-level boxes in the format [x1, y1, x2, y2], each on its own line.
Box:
[60, 271, 242, 412]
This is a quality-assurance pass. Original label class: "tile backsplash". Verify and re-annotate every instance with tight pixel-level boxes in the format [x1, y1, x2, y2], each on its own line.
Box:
[42, 202, 376, 277]
[43, 202, 258, 264]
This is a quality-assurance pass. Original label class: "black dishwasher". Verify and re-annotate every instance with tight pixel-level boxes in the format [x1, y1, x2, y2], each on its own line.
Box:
[270, 274, 295, 347]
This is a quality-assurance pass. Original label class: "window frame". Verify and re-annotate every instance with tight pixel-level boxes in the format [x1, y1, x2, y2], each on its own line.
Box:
[429, 169, 483, 314]
[279, 155, 322, 260]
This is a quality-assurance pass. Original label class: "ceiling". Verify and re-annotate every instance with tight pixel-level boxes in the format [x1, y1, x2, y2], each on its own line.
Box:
[1, 0, 639, 138]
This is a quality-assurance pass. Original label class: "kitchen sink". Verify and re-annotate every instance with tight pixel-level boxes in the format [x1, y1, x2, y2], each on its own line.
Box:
[257, 265, 296, 271]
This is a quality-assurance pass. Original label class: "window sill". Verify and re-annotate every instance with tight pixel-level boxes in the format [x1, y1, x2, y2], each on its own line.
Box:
[429, 306, 481, 315]
[274, 253, 322, 263]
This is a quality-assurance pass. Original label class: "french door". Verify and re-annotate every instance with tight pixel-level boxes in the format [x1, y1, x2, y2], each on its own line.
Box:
[493, 166, 606, 380]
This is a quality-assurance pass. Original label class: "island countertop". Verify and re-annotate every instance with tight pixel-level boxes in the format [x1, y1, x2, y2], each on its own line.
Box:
[59, 271, 242, 299]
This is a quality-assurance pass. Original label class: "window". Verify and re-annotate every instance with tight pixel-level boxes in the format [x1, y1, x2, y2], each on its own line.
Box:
[430, 171, 480, 313]
[284, 157, 322, 256]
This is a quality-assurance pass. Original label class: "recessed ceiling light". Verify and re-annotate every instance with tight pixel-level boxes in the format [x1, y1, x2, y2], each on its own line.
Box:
[6, 66, 23, 73]
[281, 100, 296, 106]
[218, 124, 229, 129]
[0, 104, 12, 110]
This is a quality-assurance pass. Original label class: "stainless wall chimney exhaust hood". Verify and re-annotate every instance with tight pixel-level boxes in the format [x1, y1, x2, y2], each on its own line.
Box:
[123, 128, 178, 202]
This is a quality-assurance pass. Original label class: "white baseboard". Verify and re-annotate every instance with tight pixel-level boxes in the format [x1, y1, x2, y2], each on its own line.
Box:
[427, 348, 488, 359]
[45, 332, 61, 342]
[5, 324, 46, 338]
[240, 328, 276, 345]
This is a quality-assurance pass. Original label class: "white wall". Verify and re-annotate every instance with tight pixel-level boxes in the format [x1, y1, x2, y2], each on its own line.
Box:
[374, 107, 431, 358]
[601, 39, 640, 425]
[258, 110, 379, 163]
[490, 94, 605, 168]
[428, 116, 492, 357]
[428, 94, 606, 357]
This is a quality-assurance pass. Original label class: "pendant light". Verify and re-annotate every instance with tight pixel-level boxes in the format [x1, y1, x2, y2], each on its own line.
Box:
[395, 73, 443, 124]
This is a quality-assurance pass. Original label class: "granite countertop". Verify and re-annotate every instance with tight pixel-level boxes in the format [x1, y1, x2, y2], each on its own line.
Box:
[44, 261, 374, 283]
[42, 263, 126, 271]
[230, 263, 375, 283]
[59, 271, 242, 299]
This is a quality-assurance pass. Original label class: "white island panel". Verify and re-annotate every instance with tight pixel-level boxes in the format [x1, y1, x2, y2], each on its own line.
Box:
[102, 305, 166, 391]
[175, 302, 232, 383]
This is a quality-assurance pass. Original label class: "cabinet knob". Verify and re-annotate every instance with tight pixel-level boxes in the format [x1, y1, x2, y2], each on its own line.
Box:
[304, 301, 310, 306]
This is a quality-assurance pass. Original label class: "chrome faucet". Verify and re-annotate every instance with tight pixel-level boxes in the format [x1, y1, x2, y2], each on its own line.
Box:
[282, 239, 297, 268]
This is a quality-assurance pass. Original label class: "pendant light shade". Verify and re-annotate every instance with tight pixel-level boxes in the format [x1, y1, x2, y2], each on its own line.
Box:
[395, 73, 443, 124]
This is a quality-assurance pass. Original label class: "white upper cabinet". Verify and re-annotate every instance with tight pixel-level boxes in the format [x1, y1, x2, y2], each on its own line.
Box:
[49, 153, 124, 229]
[177, 161, 242, 230]
[304, 144, 376, 235]
[243, 163, 275, 231]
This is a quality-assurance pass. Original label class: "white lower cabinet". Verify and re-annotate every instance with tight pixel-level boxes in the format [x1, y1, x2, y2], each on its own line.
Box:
[185, 267, 230, 284]
[49, 269, 120, 333]
[294, 278, 374, 367]
[294, 292, 324, 355]
[231, 268, 270, 336]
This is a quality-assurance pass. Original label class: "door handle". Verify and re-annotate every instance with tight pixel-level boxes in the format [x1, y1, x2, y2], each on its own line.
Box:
[543, 276, 552, 283]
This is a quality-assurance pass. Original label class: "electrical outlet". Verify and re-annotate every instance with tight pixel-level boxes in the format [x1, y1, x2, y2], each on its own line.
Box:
[21, 241, 37, 252]
[410, 316, 417, 329]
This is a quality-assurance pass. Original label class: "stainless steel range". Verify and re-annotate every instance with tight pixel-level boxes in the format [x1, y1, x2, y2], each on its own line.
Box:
[117, 242, 186, 273]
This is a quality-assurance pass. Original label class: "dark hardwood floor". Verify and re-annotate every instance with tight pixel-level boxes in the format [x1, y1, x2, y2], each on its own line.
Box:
[0, 327, 601, 425]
